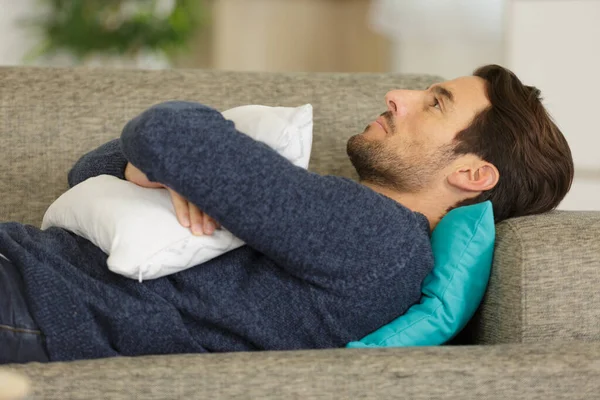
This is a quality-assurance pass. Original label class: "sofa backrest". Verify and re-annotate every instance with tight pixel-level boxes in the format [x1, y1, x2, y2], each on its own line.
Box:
[0, 66, 439, 226]
[455, 210, 600, 345]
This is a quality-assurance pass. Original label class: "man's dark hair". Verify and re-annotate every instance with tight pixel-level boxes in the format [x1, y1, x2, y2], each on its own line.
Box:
[451, 64, 574, 223]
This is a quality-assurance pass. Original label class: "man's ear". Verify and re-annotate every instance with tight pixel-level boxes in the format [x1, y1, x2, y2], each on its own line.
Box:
[447, 163, 499, 192]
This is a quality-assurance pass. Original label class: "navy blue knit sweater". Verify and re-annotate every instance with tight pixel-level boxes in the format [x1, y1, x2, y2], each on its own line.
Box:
[0, 101, 433, 361]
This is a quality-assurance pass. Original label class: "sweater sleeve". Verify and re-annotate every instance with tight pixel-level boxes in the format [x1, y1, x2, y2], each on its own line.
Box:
[67, 139, 129, 188]
[120, 101, 421, 288]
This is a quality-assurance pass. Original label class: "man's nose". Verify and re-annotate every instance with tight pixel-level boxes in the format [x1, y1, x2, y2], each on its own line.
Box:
[385, 90, 420, 116]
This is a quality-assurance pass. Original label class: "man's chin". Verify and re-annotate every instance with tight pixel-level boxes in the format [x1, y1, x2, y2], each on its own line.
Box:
[346, 133, 366, 156]
[347, 134, 382, 176]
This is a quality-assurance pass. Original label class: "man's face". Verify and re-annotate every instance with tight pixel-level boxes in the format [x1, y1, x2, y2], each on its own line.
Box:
[347, 76, 491, 193]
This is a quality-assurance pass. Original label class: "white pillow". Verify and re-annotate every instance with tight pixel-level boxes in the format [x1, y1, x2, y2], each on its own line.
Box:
[41, 104, 313, 281]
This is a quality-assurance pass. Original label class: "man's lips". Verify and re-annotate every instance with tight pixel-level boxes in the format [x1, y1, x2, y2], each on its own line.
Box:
[375, 117, 388, 134]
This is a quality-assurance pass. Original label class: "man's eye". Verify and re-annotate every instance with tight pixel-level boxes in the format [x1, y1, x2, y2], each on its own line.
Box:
[432, 98, 441, 110]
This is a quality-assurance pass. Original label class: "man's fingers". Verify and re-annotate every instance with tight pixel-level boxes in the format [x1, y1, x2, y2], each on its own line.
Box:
[166, 188, 219, 236]
[203, 213, 217, 235]
[188, 203, 204, 236]
[167, 188, 190, 228]
[208, 217, 221, 229]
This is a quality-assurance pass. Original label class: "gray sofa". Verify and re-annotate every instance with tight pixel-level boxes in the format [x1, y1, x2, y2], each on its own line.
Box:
[0, 66, 599, 399]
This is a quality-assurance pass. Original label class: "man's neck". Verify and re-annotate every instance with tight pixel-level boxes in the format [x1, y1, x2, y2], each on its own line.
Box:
[361, 182, 446, 231]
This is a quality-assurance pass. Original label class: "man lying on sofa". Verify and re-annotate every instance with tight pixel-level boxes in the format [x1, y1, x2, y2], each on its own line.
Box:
[0, 65, 573, 364]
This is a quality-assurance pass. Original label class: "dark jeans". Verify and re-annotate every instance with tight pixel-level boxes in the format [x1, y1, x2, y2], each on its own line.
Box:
[0, 255, 49, 364]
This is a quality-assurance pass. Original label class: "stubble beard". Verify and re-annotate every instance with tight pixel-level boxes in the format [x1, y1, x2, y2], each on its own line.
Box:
[346, 131, 457, 193]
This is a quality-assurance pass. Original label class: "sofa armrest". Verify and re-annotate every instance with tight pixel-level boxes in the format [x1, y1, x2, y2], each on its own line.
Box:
[7, 344, 600, 400]
[461, 211, 600, 344]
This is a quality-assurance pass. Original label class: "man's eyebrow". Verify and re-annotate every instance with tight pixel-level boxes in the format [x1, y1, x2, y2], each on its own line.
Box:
[431, 85, 454, 103]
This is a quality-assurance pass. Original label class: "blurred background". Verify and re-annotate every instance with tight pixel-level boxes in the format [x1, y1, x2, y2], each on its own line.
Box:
[0, 0, 598, 210]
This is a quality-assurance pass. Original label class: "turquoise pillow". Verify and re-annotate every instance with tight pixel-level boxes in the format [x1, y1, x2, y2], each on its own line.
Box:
[347, 201, 495, 348]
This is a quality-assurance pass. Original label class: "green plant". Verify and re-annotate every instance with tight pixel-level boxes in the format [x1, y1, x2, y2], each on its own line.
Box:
[24, 0, 205, 62]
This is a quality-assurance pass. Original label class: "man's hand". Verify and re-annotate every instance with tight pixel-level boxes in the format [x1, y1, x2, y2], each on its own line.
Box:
[124, 162, 220, 235]
[124, 161, 163, 189]
[165, 187, 221, 235]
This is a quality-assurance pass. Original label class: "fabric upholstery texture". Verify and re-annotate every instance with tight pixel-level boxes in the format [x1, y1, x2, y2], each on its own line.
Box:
[1, 66, 599, 399]
[7, 343, 600, 400]
[459, 210, 600, 345]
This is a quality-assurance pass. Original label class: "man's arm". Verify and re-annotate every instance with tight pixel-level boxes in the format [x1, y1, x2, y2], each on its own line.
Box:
[121, 101, 423, 289]
[67, 139, 128, 188]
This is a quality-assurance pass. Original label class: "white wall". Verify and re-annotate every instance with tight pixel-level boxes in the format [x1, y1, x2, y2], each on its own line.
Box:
[371, 0, 506, 78]
[389, 40, 504, 79]
[508, 0, 600, 170]
[0, 0, 39, 65]
[507, 0, 600, 210]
